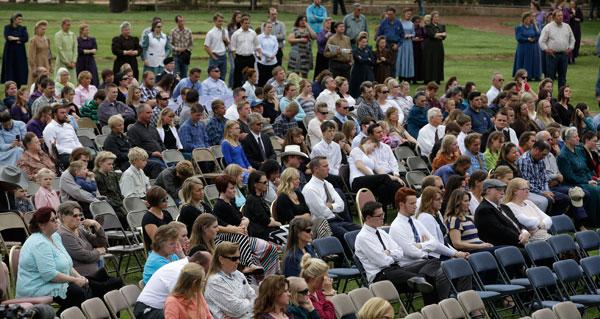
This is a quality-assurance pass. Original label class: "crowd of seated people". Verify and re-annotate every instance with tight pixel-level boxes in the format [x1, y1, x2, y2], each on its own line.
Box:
[2, 6, 600, 318]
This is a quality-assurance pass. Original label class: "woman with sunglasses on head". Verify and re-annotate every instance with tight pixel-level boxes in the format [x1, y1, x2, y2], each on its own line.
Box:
[57, 201, 123, 298]
[16, 207, 92, 315]
[287, 276, 319, 319]
[284, 217, 316, 277]
[300, 255, 336, 319]
[205, 241, 256, 319]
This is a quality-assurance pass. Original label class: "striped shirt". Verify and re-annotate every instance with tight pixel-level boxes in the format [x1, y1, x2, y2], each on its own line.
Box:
[447, 216, 483, 244]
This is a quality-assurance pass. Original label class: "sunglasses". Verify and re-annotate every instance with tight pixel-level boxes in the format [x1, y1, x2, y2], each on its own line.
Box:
[302, 228, 312, 233]
[258, 180, 268, 184]
[320, 111, 329, 115]
[50, 217, 59, 222]
[222, 255, 241, 262]
[162, 197, 169, 203]
[298, 288, 309, 295]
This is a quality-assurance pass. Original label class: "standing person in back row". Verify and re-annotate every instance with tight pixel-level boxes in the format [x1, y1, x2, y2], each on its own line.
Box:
[171, 15, 193, 79]
[306, 0, 328, 33]
[205, 13, 229, 82]
[55, 18, 78, 82]
[424, 11, 446, 84]
[230, 15, 261, 89]
[268, 8, 286, 67]
[539, 9, 575, 88]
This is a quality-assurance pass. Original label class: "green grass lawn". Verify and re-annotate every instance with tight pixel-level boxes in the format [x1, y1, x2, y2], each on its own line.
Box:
[0, 4, 598, 110]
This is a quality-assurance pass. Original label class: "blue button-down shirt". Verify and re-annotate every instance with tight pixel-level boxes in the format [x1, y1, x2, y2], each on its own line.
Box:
[334, 112, 359, 134]
[464, 106, 492, 134]
[306, 3, 328, 33]
[201, 78, 231, 97]
[517, 151, 549, 193]
[376, 18, 404, 46]
[206, 116, 227, 146]
[178, 119, 209, 152]
[172, 77, 202, 100]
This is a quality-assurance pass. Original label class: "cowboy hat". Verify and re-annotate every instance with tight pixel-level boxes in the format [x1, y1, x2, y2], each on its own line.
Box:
[0, 166, 28, 190]
[280, 145, 308, 159]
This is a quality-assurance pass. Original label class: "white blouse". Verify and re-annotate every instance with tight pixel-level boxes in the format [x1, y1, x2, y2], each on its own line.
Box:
[505, 200, 552, 230]
[348, 147, 375, 187]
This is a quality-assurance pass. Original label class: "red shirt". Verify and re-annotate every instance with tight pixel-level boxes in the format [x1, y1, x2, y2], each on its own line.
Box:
[308, 290, 335, 319]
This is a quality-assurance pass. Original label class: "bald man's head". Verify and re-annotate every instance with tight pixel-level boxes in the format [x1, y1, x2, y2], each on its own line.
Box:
[189, 250, 212, 272]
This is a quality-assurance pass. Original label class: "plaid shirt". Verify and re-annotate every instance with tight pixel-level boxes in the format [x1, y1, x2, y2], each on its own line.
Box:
[517, 151, 549, 193]
[140, 85, 157, 103]
[206, 116, 227, 146]
[170, 27, 193, 53]
[273, 114, 298, 138]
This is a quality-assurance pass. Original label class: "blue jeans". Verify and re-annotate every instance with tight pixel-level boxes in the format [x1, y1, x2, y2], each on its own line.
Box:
[174, 55, 188, 79]
[209, 54, 227, 81]
[546, 52, 569, 88]
[595, 64, 600, 99]
[143, 65, 164, 76]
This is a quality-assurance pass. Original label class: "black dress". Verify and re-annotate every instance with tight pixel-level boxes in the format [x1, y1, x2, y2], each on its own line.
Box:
[245, 193, 278, 241]
[274, 190, 310, 224]
[424, 23, 446, 83]
[413, 25, 426, 82]
[1, 24, 28, 87]
[551, 102, 574, 127]
[349, 46, 375, 98]
[76, 37, 100, 86]
[141, 210, 174, 250]
[111, 34, 141, 80]
[179, 203, 213, 235]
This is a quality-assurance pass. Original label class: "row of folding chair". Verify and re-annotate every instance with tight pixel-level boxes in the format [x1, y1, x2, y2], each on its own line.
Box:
[410, 290, 494, 319]
[529, 301, 582, 319]
[60, 284, 141, 319]
[330, 280, 409, 318]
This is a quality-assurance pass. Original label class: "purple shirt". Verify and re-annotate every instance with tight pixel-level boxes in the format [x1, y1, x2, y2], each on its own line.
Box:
[26, 119, 45, 138]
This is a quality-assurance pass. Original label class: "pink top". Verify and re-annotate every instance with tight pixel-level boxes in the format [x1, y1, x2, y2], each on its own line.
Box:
[34, 187, 60, 211]
[74, 84, 98, 108]
[164, 294, 213, 319]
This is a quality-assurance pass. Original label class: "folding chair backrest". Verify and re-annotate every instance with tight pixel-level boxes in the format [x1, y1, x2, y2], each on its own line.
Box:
[439, 298, 467, 319]
[344, 230, 360, 254]
[270, 136, 282, 152]
[210, 145, 225, 169]
[421, 304, 448, 319]
[104, 289, 131, 319]
[95, 134, 108, 150]
[81, 297, 111, 319]
[77, 127, 96, 139]
[580, 255, 600, 279]
[468, 251, 500, 274]
[531, 308, 558, 319]
[9, 245, 20, 284]
[575, 230, 600, 254]
[394, 145, 416, 162]
[442, 258, 473, 282]
[126, 211, 146, 232]
[525, 241, 557, 266]
[120, 284, 141, 308]
[60, 306, 86, 319]
[526, 266, 557, 289]
[552, 259, 584, 284]
[457, 290, 487, 318]
[95, 212, 125, 233]
[162, 149, 185, 165]
[101, 125, 111, 135]
[89, 201, 117, 218]
[123, 197, 147, 214]
[348, 287, 373, 311]
[204, 184, 219, 205]
[355, 188, 375, 225]
[78, 135, 97, 150]
[77, 117, 97, 131]
[494, 245, 527, 273]
[549, 214, 575, 235]
[0, 212, 29, 235]
[552, 301, 581, 319]
[338, 164, 352, 194]
[407, 156, 430, 172]
[27, 182, 40, 197]
[0, 262, 10, 300]
[313, 236, 346, 260]
[369, 280, 407, 317]
[547, 234, 580, 257]
[352, 255, 369, 287]
[406, 171, 427, 191]
[330, 293, 356, 318]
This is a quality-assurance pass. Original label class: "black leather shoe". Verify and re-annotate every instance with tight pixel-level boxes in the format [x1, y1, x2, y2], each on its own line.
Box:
[407, 276, 434, 294]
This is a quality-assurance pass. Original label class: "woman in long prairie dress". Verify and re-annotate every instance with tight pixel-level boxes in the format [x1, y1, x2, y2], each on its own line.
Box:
[512, 12, 542, 80]
[396, 8, 415, 82]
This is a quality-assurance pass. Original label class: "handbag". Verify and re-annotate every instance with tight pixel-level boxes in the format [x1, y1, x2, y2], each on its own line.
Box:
[179, 49, 191, 65]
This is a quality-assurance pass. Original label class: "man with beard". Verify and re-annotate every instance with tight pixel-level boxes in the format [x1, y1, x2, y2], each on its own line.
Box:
[43, 103, 83, 168]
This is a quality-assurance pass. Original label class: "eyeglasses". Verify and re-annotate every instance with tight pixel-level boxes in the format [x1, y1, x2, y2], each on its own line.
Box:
[518, 187, 530, 192]
[298, 288, 309, 295]
[498, 79, 505, 81]
[302, 228, 312, 233]
[222, 255, 241, 262]
[241, 96, 248, 100]
[392, 85, 400, 88]
[381, 91, 389, 94]
[341, 107, 350, 110]
[521, 76, 527, 79]
[372, 214, 385, 219]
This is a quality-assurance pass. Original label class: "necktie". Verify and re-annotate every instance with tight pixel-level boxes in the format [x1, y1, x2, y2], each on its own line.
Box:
[502, 128, 510, 142]
[257, 136, 266, 160]
[408, 218, 421, 243]
[324, 182, 333, 204]
[434, 128, 440, 144]
[497, 204, 521, 232]
[375, 230, 387, 250]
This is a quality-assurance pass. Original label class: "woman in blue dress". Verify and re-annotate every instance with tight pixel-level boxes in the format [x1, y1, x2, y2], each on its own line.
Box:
[1, 13, 28, 87]
[221, 119, 253, 185]
[513, 12, 542, 81]
[397, 8, 415, 82]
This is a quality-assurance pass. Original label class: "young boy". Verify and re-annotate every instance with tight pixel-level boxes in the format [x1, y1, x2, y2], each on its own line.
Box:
[13, 187, 33, 213]
[71, 160, 98, 196]
[119, 147, 150, 198]
[456, 114, 472, 155]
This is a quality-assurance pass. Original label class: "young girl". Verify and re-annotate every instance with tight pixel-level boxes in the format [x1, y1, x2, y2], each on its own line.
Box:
[374, 36, 393, 84]
[34, 168, 60, 210]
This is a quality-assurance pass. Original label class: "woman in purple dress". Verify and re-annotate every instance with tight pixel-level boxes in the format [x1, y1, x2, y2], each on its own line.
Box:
[412, 15, 425, 84]
[76, 24, 99, 87]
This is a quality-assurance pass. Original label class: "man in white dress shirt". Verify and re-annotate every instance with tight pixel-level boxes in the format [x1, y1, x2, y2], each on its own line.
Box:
[417, 107, 446, 158]
[388, 188, 470, 304]
[302, 157, 360, 242]
[351, 116, 375, 148]
[134, 249, 211, 318]
[367, 123, 405, 185]
[43, 103, 83, 168]
[315, 76, 340, 113]
[225, 87, 248, 121]
[355, 201, 438, 301]
[310, 121, 343, 189]
[204, 13, 229, 80]
[230, 15, 262, 88]
[486, 72, 504, 106]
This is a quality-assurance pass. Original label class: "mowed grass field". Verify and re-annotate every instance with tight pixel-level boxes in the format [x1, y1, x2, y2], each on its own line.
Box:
[0, 3, 598, 109]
